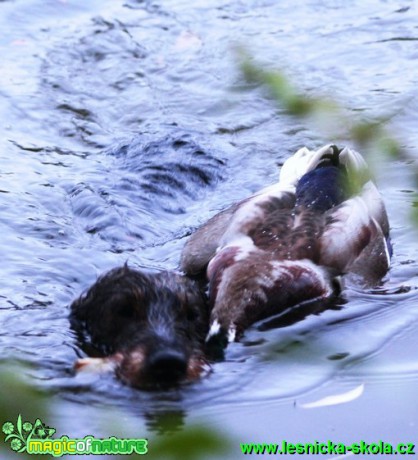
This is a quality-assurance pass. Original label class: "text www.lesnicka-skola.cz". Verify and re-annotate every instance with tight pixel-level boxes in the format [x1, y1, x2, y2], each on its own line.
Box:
[240, 440, 416, 455]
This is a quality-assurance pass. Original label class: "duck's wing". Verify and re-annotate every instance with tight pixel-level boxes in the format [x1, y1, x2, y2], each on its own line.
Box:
[180, 186, 295, 275]
[180, 199, 245, 275]
[318, 146, 390, 283]
[181, 145, 336, 276]
[319, 180, 390, 285]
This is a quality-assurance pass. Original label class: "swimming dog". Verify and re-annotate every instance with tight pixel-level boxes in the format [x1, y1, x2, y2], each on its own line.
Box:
[70, 265, 209, 389]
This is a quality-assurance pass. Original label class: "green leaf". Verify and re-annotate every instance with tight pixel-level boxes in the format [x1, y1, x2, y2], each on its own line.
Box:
[5, 433, 19, 442]
[17, 414, 23, 438]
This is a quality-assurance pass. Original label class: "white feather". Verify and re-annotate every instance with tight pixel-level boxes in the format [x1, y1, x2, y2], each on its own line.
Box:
[206, 320, 221, 341]
[339, 146, 369, 176]
[227, 326, 236, 343]
[299, 384, 365, 409]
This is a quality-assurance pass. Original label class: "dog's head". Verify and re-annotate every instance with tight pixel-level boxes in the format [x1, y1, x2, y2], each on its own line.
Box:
[70, 265, 209, 389]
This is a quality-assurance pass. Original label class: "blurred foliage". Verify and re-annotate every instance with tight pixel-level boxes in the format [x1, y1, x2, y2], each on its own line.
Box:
[0, 362, 49, 459]
[238, 49, 400, 155]
[144, 425, 232, 460]
[238, 49, 418, 225]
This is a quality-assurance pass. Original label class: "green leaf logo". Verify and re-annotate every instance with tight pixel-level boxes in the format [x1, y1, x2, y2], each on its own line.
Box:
[2, 415, 56, 453]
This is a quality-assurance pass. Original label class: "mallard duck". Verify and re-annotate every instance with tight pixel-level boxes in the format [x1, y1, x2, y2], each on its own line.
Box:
[181, 145, 391, 347]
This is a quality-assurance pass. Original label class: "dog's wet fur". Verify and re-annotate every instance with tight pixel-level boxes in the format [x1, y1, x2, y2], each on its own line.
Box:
[70, 265, 209, 389]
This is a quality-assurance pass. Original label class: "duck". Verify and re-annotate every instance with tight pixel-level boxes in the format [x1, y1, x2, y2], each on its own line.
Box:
[180, 144, 391, 348]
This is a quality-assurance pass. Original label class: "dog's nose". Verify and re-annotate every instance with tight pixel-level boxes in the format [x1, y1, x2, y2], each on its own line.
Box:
[147, 349, 188, 383]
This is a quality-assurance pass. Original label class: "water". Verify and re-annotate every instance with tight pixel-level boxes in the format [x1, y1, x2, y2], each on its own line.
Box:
[1, 0, 417, 457]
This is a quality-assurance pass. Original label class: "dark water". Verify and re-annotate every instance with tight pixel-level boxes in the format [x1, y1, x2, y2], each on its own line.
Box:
[1, 0, 417, 457]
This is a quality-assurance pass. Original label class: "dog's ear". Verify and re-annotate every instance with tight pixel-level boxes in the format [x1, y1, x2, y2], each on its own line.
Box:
[172, 276, 203, 307]
[172, 276, 209, 339]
